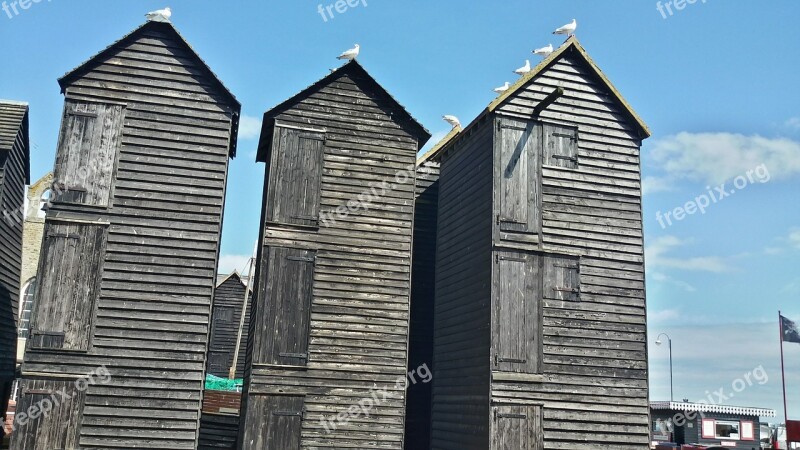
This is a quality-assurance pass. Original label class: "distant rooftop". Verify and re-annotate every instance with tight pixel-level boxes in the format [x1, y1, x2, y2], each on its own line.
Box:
[651, 401, 776, 417]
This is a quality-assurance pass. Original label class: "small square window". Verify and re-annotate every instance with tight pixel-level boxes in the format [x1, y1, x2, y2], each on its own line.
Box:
[716, 420, 741, 440]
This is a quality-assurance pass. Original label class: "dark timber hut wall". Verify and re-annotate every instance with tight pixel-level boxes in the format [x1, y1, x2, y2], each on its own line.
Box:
[0, 101, 30, 434]
[12, 20, 240, 449]
[240, 60, 430, 449]
[403, 130, 453, 450]
[426, 37, 652, 450]
[207, 272, 252, 379]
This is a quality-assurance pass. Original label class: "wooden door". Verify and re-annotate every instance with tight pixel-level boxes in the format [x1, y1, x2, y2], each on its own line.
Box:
[10, 379, 85, 450]
[53, 100, 124, 207]
[543, 255, 580, 302]
[266, 127, 325, 227]
[252, 246, 315, 366]
[497, 117, 540, 233]
[492, 405, 544, 450]
[29, 221, 107, 351]
[241, 395, 304, 450]
[492, 251, 540, 374]
[543, 123, 578, 169]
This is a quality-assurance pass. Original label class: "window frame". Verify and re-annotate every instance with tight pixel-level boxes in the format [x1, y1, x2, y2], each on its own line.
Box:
[714, 419, 741, 440]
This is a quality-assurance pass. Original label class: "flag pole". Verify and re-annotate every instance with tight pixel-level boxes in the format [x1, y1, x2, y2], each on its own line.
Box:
[780, 310, 789, 423]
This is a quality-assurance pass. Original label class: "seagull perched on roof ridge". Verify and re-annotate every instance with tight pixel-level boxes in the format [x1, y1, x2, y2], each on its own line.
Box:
[553, 19, 577, 37]
[514, 60, 531, 75]
[145, 7, 171, 22]
[337, 44, 360, 61]
[442, 115, 461, 129]
[493, 82, 510, 94]
[533, 43, 554, 57]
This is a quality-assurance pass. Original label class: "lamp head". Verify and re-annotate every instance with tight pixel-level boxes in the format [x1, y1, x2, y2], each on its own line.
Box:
[655, 339, 663, 346]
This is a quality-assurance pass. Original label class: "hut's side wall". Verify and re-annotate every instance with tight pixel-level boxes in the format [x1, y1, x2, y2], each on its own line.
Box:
[241, 70, 419, 449]
[404, 160, 439, 450]
[0, 104, 28, 418]
[207, 276, 251, 378]
[490, 51, 649, 449]
[430, 118, 494, 450]
[16, 27, 234, 449]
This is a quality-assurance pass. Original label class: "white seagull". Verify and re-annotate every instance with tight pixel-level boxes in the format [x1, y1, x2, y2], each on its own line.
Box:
[493, 82, 511, 94]
[533, 43, 554, 57]
[553, 19, 577, 37]
[442, 115, 461, 129]
[514, 60, 531, 75]
[145, 7, 171, 22]
[337, 44, 360, 61]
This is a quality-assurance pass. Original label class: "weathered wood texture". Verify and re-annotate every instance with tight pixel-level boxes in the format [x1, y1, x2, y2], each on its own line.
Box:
[430, 117, 495, 450]
[430, 44, 649, 450]
[15, 21, 239, 450]
[0, 101, 29, 425]
[198, 413, 240, 450]
[207, 273, 251, 378]
[404, 160, 439, 450]
[240, 61, 429, 450]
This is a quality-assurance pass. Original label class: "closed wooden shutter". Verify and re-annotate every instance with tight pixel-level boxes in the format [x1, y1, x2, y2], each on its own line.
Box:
[497, 118, 539, 233]
[543, 124, 578, 169]
[10, 379, 84, 450]
[492, 405, 543, 450]
[266, 127, 324, 227]
[493, 252, 540, 373]
[253, 246, 315, 366]
[29, 222, 107, 351]
[543, 255, 580, 302]
[242, 395, 304, 449]
[53, 100, 124, 207]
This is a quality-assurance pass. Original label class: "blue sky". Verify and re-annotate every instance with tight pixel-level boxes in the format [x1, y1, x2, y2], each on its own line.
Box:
[2, 0, 799, 422]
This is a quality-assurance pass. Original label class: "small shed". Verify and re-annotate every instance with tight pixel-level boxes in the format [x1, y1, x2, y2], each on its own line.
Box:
[0, 100, 30, 438]
[13, 19, 239, 449]
[207, 272, 252, 379]
[240, 60, 430, 449]
[422, 37, 652, 449]
[651, 401, 775, 449]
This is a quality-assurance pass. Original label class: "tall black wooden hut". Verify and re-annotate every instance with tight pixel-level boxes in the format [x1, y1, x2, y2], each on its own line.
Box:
[423, 37, 652, 449]
[0, 100, 30, 437]
[12, 19, 239, 449]
[240, 60, 430, 449]
[207, 272, 252, 379]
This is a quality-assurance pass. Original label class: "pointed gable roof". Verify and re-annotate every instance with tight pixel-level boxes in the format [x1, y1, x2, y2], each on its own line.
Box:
[57, 20, 241, 157]
[256, 60, 431, 162]
[0, 100, 31, 183]
[426, 37, 650, 162]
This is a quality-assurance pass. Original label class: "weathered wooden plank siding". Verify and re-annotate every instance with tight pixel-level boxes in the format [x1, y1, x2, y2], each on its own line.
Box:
[490, 50, 649, 449]
[0, 101, 28, 420]
[404, 160, 439, 450]
[198, 413, 239, 450]
[430, 118, 494, 450]
[16, 22, 237, 450]
[241, 63, 427, 450]
[207, 274, 251, 378]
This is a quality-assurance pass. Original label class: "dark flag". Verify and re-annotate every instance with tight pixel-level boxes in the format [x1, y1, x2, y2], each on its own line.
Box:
[782, 315, 800, 344]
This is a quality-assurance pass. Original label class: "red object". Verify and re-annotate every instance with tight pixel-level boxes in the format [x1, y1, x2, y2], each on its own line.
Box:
[787, 420, 800, 443]
[741, 420, 755, 441]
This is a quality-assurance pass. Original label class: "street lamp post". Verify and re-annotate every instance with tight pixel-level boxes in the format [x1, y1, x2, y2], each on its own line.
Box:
[655, 333, 674, 402]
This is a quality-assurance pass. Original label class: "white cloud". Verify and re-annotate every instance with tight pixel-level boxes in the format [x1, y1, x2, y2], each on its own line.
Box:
[786, 117, 800, 130]
[651, 271, 696, 292]
[217, 254, 252, 275]
[645, 132, 800, 188]
[649, 308, 682, 323]
[641, 176, 675, 194]
[646, 235, 732, 273]
[790, 229, 800, 250]
[238, 115, 263, 140]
